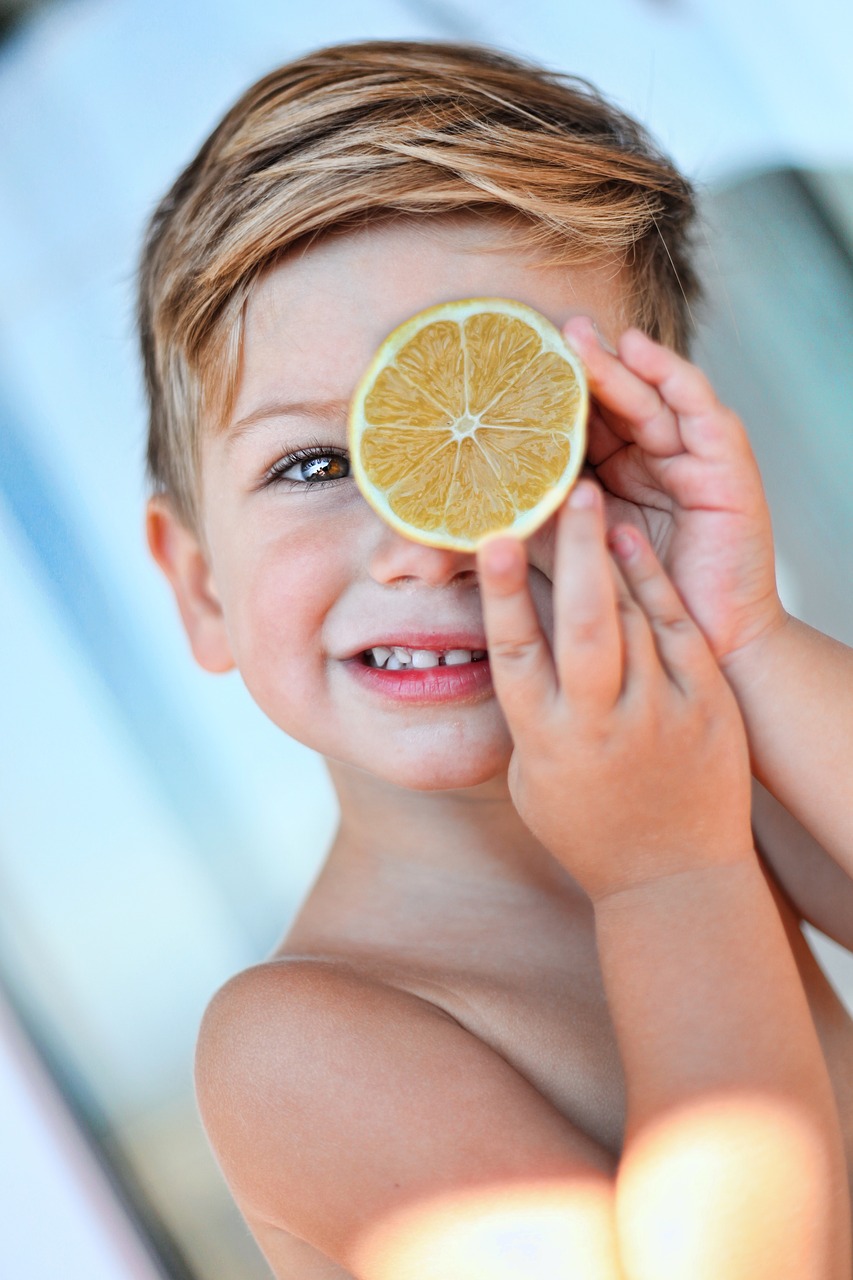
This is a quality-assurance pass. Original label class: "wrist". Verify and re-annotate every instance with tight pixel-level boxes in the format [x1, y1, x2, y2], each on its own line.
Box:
[588, 849, 758, 912]
[718, 605, 795, 690]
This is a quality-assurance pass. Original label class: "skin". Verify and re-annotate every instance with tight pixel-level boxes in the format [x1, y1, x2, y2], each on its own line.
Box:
[148, 215, 853, 1278]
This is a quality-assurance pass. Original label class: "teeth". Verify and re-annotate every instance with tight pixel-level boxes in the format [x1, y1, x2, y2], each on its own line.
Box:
[363, 645, 488, 669]
[444, 649, 472, 665]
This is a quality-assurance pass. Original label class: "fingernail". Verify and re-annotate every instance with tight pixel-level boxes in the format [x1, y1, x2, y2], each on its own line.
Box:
[564, 315, 618, 356]
[479, 536, 522, 576]
[569, 481, 599, 510]
[608, 527, 637, 559]
[590, 321, 618, 356]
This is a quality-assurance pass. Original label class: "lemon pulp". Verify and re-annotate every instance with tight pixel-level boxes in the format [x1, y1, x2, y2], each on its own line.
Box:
[349, 298, 588, 551]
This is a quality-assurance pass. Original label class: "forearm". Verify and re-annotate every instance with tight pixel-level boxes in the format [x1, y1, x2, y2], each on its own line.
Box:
[594, 857, 850, 1280]
[723, 616, 853, 872]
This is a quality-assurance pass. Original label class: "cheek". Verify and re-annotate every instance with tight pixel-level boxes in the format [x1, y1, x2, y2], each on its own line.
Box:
[220, 531, 340, 700]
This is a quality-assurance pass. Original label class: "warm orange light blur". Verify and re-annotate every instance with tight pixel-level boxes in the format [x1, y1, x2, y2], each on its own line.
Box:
[349, 1176, 618, 1280]
[616, 1093, 839, 1280]
[348, 1093, 845, 1280]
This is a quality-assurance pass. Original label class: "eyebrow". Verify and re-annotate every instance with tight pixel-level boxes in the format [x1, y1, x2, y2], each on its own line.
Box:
[225, 397, 351, 445]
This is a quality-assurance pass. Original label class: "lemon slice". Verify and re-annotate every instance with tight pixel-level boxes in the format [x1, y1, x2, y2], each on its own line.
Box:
[349, 298, 588, 551]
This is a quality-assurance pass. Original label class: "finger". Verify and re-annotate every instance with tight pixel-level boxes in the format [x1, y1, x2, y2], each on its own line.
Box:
[617, 328, 753, 464]
[607, 552, 658, 699]
[564, 316, 682, 458]
[552, 480, 623, 709]
[591, 432, 676, 516]
[607, 523, 715, 694]
[586, 403, 625, 467]
[477, 536, 558, 727]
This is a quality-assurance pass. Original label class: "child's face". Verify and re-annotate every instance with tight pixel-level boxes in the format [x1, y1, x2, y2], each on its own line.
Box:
[160, 216, 628, 791]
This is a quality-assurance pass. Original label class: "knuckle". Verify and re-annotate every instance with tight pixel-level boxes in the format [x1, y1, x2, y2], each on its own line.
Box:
[629, 559, 660, 590]
[567, 615, 605, 646]
[707, 405, 740, 442]
[490, 635, 542, 666]
[657, 611, 694, 634]
[690, 368, 715, 401]
[584, 718, 617, 752]
[638, 400, 667, 432]
[616, 595, 642, 624]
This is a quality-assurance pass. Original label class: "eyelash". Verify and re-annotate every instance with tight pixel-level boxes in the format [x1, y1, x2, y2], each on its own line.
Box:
[263, 444, 351, 489]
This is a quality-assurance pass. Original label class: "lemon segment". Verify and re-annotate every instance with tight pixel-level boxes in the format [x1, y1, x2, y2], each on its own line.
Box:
[349, 298, 588, 551]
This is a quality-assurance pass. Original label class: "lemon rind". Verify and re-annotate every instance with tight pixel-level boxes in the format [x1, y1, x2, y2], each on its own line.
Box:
[349, 297, 589, 552]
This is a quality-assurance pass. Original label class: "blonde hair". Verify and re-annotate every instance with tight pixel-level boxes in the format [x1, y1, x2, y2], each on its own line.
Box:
[139, 39, 699, 530]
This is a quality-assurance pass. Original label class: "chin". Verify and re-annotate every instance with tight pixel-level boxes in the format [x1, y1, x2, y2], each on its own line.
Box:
[358, 736, 513, 793]
[260, 693, 514, 793]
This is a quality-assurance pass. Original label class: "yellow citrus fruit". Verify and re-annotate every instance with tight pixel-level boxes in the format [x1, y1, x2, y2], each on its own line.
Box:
[349, 297, 588, 551]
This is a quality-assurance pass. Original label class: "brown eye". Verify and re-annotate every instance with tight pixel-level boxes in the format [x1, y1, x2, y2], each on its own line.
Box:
[274, 451, 351, 484]
[301, 454, 348, 481]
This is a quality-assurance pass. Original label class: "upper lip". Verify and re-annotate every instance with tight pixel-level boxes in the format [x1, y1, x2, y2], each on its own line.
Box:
[343, 631, 489, 659]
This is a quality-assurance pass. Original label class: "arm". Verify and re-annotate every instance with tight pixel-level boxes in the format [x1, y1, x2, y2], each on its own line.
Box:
[563, 318, 853, 916]
[725, 616, 853, 880]
[477, 484, 851, 1278]
[751, 777, 853, 951]
[596, 862, 848, 1280]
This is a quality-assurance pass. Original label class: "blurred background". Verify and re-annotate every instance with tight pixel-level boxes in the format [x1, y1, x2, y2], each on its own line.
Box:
[0, 0, 851, 1276]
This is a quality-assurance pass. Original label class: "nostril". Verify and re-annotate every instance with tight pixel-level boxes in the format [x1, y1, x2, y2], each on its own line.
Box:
[370, 556, 478, 589]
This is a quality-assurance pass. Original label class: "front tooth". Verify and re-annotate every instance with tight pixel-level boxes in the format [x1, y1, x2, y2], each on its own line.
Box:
[370, 646, 392, 668]
[393, 647, 413, 666]
[444, 649, 472, 665]
[412, 649, 439, 668]
[385, 654, 403, 670]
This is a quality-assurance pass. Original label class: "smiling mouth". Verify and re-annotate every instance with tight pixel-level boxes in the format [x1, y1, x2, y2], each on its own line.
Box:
[361, 646, 488, 670]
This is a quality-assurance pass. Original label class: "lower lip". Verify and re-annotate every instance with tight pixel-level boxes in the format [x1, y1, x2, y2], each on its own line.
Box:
[345, 657, 494, 704]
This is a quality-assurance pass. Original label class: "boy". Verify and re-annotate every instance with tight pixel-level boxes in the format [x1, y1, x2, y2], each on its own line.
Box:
[140, 40, 853, 1279]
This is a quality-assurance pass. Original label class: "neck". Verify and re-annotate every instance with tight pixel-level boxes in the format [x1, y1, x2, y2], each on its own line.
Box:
[281, 759, 593, 966]
[322, 758, 585, 908]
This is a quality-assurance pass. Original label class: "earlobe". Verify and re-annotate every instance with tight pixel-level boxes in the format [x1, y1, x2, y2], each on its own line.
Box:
[146, 496, 235, 674]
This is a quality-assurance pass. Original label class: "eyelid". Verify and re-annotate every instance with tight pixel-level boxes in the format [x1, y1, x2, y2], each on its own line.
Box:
[262, 442, 351, 487]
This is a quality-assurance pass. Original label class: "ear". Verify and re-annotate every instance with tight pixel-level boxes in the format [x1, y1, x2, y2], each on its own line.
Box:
[146, 496, 235, 674]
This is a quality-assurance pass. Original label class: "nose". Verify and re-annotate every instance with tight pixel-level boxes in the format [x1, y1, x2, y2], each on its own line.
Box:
[367, 521, 477, 589]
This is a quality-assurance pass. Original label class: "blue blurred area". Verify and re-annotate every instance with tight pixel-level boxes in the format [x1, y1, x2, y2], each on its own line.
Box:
[0, 1, 851, 1276]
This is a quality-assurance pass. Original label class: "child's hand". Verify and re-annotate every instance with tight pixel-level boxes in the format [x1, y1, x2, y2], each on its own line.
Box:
[563, 318, 788, 667]
[477, 481, 755, 901]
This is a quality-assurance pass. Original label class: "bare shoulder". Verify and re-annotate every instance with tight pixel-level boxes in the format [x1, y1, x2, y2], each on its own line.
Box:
[196, 956, 620, 1280]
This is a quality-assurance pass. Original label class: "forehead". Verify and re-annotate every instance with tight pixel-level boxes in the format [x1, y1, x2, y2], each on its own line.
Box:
[229, 215, 628, 426]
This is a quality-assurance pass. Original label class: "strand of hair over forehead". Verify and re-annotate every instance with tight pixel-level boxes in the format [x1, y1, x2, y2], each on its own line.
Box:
[140, 41, 698, 523]
[148, 41, 694, 343]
